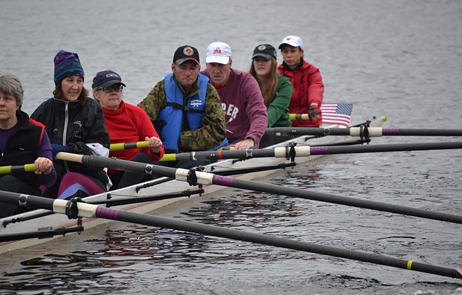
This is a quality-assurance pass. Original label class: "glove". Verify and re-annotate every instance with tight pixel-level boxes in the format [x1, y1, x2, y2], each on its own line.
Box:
[51, 144, 68, 158]
[308, 107, 321, 121]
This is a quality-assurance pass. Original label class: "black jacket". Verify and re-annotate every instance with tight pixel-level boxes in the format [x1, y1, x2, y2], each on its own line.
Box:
[31, 97, 111, 193]
[0, 111, 48, 193]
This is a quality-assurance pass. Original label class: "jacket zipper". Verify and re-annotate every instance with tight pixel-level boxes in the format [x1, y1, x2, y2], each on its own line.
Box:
[63, 102, 70, 172]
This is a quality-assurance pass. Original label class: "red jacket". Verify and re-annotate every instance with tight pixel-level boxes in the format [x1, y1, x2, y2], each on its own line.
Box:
[103, 100, 165, 174]
[278, 60, 324, 127]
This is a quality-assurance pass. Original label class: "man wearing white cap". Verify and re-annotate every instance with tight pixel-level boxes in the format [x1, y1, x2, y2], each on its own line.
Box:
[201, 41, 268, 150]
[278, 35, 324, 127]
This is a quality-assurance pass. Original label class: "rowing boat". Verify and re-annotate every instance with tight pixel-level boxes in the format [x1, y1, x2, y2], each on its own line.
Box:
[0, 115, 386, 254]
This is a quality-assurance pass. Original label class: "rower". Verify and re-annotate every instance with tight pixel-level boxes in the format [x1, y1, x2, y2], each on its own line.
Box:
[248, 43, 293, 128]
[0, 73, 56, 218]
[31, 50, 110, 200]
[278, 35, 324, 127]
[201, 41, 268, 150]
[92, 70, 165, 189]
[138, 45, 227, 169]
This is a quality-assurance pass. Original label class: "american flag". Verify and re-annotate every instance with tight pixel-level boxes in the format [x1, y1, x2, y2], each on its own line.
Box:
[320, 103, 354, 127]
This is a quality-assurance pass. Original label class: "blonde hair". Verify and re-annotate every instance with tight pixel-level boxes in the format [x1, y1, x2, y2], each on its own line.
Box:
[249, 58, 278, 108]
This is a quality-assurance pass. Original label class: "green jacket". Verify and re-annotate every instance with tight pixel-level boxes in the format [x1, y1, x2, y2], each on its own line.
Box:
[138, 75, 226, 152]
[268, 74, 293, 127]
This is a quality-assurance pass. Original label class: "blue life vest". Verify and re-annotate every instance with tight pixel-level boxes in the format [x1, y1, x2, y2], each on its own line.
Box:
[156, 73, 228, 153]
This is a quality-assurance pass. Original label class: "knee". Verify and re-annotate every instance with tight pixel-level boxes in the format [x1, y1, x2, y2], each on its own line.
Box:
[0, 175, 20, 192]
[131, 152, 152, 164]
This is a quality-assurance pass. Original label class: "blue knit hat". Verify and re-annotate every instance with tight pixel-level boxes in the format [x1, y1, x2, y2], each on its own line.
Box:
[53, 50, 84, 85]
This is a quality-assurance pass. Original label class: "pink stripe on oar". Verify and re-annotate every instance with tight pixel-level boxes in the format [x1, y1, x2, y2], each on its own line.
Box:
[382, 129, 399, 135]
[213, 175, 234, 187]
[310, 146, 329, 155]
[96, 207, 119, 220]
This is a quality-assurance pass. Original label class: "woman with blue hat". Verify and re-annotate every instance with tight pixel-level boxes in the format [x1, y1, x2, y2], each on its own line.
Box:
[31, 50, 111, 200]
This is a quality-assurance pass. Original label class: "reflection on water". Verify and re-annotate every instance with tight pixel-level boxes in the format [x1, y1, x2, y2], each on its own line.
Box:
[183, 193, 301, 227]
[1, 0, 462, 293]
[0, 190, 307, 294]
[1, 157, 462, 295]
[2, 171, 462, 294]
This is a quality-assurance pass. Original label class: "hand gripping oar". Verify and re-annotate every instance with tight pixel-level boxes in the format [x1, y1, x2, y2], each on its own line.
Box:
[0, 190, 461, 280]
[54, 152, 462, 225]
[158, 141, 462, 162]
[110, 141, 149, 152]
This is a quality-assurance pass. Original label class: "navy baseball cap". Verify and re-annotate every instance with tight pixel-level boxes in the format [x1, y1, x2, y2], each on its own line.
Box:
[92, 70, 126, 89]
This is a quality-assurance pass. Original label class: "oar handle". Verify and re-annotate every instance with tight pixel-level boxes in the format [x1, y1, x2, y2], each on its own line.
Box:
[55, 152, 84, 163]
[110, 141, 149, 152]
[289, 114, 311, 121]
[160, 147, 228, 162]
[161, 153, 177, 162]
[0, 163, 36, 175]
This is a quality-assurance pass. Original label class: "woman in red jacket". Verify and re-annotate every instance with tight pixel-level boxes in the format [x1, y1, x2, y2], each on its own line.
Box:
[92, 70, 164, 189]
[278, 35, 324, 127]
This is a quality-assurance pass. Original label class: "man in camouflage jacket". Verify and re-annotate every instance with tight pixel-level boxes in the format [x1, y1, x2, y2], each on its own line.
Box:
[138, 45, 226, 155]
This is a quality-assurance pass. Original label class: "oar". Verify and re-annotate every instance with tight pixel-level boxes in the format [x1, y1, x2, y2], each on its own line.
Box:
[110, 141, 149, 152]
[0, 163, 36, 175]
[289, 113, 316, 121]
[1, 188, 205, 229]
[210, 162, 296, 176]
[0, 190, 460, 280]
[158, 141, 462, 162]
[265, 127, 462, 137]
[54, 152, 462, 225]
[91, 189, 204, 207]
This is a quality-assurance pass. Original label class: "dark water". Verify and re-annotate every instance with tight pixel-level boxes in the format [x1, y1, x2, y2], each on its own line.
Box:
[1, 0, 462, 294]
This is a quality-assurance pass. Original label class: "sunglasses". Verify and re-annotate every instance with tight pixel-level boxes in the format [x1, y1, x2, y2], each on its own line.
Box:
[98, 85, 124, 93]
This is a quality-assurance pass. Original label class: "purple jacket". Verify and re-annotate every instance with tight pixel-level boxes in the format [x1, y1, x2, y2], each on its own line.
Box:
[201, 68, 268, 148]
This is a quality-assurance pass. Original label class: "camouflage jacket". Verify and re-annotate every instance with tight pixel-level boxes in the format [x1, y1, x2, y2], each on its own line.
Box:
[138, 75, 226, 152]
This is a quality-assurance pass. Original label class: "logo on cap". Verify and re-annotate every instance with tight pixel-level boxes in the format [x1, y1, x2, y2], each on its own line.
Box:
[106, 73, 119, 78]
[183, 46, 194, 56]
[213, 47, 222, 55]
[257, 45, 267, 51]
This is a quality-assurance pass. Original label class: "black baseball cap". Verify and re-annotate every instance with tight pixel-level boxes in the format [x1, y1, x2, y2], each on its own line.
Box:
[173, 45, 200, 65]
[252, 44, 277, 60]
[92, 70, 126, 89]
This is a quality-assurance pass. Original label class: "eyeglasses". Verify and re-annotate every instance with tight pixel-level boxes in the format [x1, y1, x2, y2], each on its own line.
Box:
[98, 85, 124, 93]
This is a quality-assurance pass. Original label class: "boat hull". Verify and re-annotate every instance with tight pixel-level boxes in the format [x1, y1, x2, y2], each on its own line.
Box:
[0, 118, 384, 253]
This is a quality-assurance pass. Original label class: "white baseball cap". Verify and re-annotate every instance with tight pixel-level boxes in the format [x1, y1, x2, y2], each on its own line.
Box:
[206, 42, 232, 64]
[279, 35, 304, 50]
